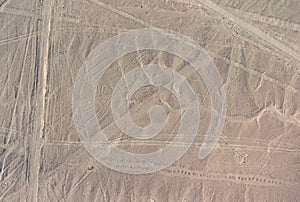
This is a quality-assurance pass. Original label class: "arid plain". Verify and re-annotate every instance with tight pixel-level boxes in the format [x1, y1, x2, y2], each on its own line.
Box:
[0, 0, 300, 201]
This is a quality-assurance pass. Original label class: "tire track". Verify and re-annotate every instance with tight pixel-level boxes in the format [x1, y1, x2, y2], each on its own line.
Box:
[87, 0, 152, 27]
[0, 26, 126, 46]
[207, 50, 300, 94]
[225, 6, 300, 32]
[174, 0, 300, 62]
[0, 129, 26, 200]
[58, 170, 91, 201]
[43, 137, 300, 154]
[5, 18, 33, 146]
[0, 9, 33, 202]
[1, 7, 33, 17]
[0, 32, 38, 45]
[0, 0, 12, 13]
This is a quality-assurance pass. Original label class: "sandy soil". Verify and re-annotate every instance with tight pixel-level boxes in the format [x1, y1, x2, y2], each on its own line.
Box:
[0, 0, 299, 201]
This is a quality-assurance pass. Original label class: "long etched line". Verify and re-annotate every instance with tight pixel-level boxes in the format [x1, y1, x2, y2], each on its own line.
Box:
[225, 6, 300, 32]
[28, 0, 53, 201]
[175, 0, 300, 62]
[87, 0, 152, 27]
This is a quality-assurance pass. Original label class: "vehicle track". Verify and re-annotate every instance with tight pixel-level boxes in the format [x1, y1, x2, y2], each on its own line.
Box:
[173, 0, 300, 62]
[87, 0, 152, 27]
[225, 6, 300, 32]
[1, 7, 33, 17]
[43, 137, 300, 154]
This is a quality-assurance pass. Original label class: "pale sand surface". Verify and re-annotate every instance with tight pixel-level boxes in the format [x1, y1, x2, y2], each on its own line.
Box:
[0, 0, 299, 201]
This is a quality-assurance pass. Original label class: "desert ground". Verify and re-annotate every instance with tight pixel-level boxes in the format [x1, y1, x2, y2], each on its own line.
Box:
[0, 0, 300, 201]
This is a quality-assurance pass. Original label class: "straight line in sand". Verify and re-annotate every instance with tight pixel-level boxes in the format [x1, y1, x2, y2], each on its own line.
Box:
[28, 0, 53, 201]
[175, 0, 300, 62]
